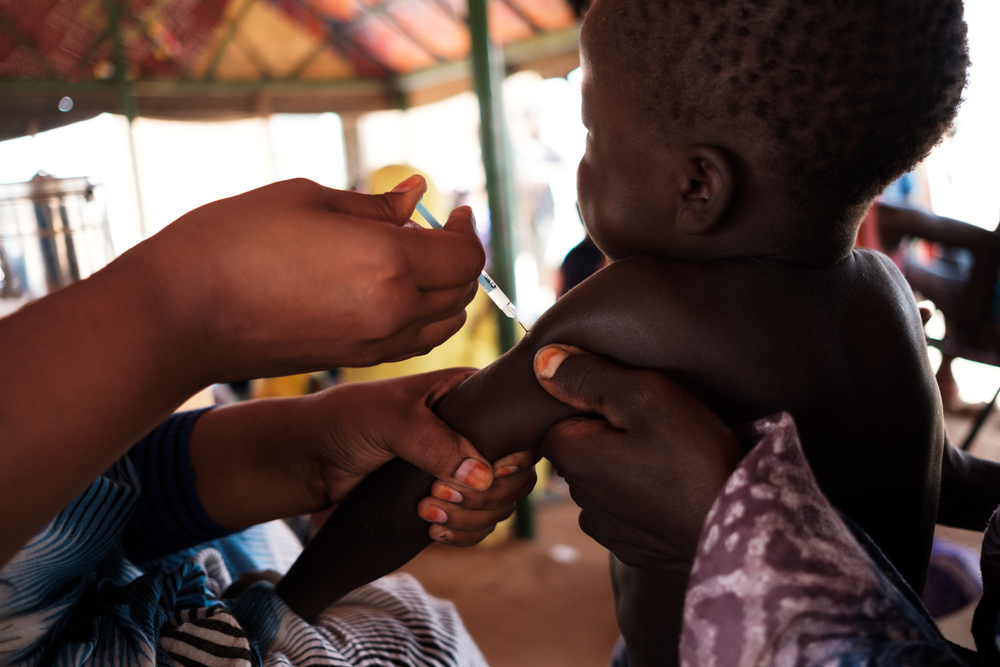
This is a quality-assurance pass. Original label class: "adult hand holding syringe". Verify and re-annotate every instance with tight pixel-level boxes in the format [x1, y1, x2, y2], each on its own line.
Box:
[415, 200, 527, 332]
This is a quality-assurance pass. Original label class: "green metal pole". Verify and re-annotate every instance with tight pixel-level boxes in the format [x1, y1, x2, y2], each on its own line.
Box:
[467, 0, 534, 540]
[467, 0, 518, 354]
[106, 0, 147, 239]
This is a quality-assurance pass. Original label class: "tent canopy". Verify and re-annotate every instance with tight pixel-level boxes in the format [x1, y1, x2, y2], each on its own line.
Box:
[0, 0, 582, 140]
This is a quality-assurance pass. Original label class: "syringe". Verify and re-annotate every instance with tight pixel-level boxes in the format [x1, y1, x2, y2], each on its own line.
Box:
[415, 200, 527, 333]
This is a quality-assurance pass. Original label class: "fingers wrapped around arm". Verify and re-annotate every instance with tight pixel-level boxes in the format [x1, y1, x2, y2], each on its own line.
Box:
[533, 344, 742, 566]
[418, 450, 540, 547]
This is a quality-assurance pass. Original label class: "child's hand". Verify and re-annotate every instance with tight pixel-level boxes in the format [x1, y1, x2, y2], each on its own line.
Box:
[532, 344, 743, 568]
[417, 449, 540, 546]
[112, 176, 484, 386]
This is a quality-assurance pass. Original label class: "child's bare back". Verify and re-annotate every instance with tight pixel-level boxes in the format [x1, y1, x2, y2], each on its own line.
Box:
[538, 250, 942, 577]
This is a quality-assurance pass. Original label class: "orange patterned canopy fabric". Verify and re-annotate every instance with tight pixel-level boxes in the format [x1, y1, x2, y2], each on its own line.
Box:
[0, 0, 577, 82]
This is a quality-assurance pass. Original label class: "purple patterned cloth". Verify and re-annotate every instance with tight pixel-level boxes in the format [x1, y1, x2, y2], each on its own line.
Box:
[923, 537, 983, 619]
[681, 413, 966, 667]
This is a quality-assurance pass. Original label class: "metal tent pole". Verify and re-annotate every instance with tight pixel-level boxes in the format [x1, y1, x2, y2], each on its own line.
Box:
[468, 0, 518, 354]
[106, 0, 146, 239]
[467, 0, 534, 539]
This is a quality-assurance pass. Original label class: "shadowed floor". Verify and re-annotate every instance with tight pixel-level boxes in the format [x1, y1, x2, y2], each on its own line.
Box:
[400, 494, 619, 667]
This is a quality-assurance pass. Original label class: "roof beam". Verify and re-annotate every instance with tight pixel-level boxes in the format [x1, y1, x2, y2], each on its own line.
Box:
[0, 6, 60, 79]
[204, 0, 257, 80]
[0, 25, 580, 129]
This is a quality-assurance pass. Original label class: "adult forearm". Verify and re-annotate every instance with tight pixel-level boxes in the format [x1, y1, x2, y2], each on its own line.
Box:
[188, 396, 326, 531]
[0, 256, 203, 567]
[189, 372, 496, 538]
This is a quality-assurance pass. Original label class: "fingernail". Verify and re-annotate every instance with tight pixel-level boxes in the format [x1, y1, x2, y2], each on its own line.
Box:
[391, 174, 422, 193]
[434, 530, 455, 545]
[432, 485, 464, 503]
[534, 345, 569, 380]
[419, 505, 449, 524]
[495, 465, 519, 478]
[455, 458, 492, 491]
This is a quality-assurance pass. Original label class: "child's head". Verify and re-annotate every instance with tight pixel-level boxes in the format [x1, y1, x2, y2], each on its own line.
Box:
[577, 0, 968, 264]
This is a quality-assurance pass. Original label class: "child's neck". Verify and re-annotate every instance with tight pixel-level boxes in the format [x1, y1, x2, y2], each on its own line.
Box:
[699, 205, 861, 267]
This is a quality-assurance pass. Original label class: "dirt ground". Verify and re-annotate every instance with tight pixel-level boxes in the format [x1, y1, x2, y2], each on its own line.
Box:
[396, 406, 1000, 665]
[400, 490, 620, 667]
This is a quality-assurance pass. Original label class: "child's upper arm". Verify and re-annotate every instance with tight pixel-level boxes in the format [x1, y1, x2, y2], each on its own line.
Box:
[434, 257, 679, 460]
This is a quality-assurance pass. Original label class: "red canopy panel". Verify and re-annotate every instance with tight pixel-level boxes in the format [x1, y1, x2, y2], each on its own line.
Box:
[0, 0, 583, 140]
[487, 1, 533, 45]
[390, 1, 469, 62]
[507, 0, 574, 31]
[0, 0, 226, 81]
[0, 0, 577, 80]
[351, 14, 439, 73]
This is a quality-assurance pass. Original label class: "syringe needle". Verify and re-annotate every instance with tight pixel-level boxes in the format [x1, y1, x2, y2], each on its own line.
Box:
[416, 201, 529, 332]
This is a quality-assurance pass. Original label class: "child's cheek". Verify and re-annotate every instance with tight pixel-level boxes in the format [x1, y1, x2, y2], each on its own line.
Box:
[576, 155, 598, 231]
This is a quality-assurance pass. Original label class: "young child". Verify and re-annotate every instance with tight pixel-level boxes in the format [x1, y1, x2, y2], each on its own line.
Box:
[280, 0, 969, 662]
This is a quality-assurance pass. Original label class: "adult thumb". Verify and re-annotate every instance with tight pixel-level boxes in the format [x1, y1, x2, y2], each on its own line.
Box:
[533, 344, 640, 429]
[322, 175, 428, 225]
[394, 368, 495, 492]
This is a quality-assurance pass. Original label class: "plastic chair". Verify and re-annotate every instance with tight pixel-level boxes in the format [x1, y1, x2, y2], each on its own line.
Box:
[925, 336, 1000, 450]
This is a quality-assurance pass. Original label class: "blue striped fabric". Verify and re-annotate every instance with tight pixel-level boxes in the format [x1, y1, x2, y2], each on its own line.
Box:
[123, 408, 232, 564]
[0, 410, 486, 667]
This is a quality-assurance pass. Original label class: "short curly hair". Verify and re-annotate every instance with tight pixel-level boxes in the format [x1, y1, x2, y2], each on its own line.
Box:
[586, 0, 968, 226]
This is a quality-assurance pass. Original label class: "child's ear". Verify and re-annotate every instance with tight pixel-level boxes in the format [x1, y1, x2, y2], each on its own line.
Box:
[675, 145, 735, 236]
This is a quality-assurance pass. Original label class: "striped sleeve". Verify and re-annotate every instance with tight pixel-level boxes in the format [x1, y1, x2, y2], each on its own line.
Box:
[160, 607, 258, 667]
[122, 408, 234, 563]
[229, 573, 489, 666]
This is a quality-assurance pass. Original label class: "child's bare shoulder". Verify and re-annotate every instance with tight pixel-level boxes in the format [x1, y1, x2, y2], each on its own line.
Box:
[557, 248, 908, 306]
[539, 250, 917, 367]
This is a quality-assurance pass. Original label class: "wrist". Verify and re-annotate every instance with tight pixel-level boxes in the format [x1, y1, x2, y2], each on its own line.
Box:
[97, 241, 215, 392]
[298, 387, 379, 506]
[190, 397, 328, 530]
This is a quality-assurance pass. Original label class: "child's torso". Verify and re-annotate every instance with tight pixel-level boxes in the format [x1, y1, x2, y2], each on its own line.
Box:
[543, 249, 943, 588]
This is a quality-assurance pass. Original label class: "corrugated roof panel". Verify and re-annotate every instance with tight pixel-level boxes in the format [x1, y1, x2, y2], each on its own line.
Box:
[488, 0, 533, 44]
[390, 0, 469, 61]
[0, 0, 582, 138]
[306, 0, 362, 22]
[351, 14, 438, 73]
[507, 0, 574, 31]
[0, 0, 583, 81]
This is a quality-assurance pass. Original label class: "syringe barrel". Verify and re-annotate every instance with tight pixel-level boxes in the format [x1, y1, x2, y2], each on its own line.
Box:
[486, 286, 516, 318]
[478, 272, 498, 292]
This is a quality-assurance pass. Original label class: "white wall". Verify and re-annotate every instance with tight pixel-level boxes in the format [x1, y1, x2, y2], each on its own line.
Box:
[0, 112, 348, 254]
